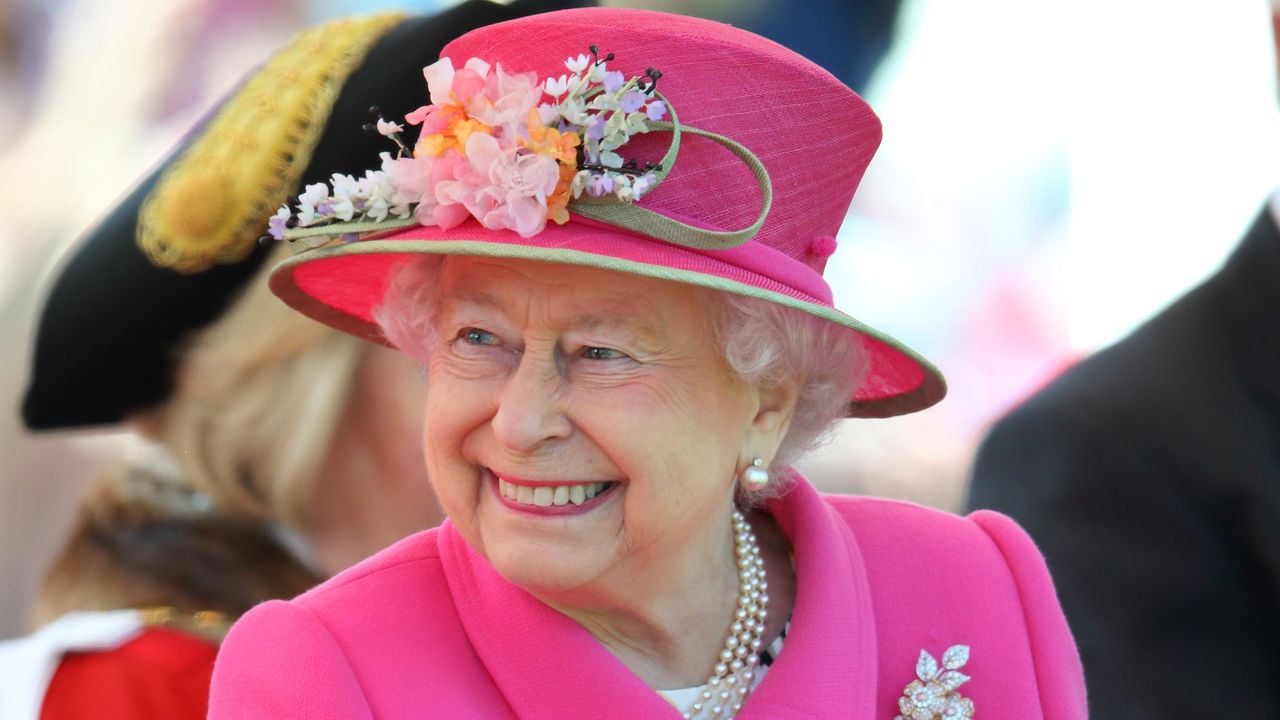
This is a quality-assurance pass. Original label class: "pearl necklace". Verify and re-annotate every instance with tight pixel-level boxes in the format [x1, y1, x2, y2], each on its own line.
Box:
[682, 509, 769, 719]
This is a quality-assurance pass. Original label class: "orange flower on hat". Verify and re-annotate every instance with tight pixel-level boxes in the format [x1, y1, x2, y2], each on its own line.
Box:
[521, 107, 580, 225]
[546, 162, 578, 225]
[412, 104, 493, 158]
[521, 107, 580, 166]
[406, 57, 513, 157]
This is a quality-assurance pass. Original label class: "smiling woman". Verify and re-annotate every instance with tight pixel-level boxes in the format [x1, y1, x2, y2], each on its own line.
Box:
[209, 7, 1087, 720]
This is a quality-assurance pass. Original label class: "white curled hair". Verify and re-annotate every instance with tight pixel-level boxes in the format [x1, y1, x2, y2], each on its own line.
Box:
[374, 256, 869, 504]
[713, 292, 869, 502]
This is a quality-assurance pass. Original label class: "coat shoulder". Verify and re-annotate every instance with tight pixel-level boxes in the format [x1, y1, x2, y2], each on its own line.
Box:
[820, 495, 1087, 719]
[211, 527, 505, 718]
[824, 494, 1023, 564]
[823, 494, 1066, 610]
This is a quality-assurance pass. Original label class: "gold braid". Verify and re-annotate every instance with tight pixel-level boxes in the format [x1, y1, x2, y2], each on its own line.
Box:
[137, 12, 405, 273]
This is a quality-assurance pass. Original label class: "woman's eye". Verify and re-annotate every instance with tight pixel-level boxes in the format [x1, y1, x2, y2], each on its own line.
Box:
[581, 346, 627, 361]
[459, 328, 499, 346]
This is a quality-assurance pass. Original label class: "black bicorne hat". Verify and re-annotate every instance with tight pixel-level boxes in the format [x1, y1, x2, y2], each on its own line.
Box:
[22, 0, 594, 431]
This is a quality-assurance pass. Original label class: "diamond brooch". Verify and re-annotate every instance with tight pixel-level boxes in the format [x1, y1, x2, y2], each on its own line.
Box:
[893, 645, 975, 720]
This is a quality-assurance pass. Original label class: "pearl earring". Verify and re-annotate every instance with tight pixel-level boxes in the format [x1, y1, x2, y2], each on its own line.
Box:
[741, 457, 769, 488]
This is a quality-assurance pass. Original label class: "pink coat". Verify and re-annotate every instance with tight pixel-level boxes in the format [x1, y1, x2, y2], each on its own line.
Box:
[209, 477, 1086, 718]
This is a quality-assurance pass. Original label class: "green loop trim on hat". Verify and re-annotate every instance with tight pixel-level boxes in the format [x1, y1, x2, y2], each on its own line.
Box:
[567, 105, 774, 249]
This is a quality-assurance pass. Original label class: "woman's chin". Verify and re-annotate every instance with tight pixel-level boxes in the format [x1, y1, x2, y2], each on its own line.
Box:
[487, 545, 609, 598]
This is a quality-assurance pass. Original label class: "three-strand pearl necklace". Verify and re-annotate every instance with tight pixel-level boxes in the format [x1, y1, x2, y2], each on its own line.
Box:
[682, 509, 769, 719]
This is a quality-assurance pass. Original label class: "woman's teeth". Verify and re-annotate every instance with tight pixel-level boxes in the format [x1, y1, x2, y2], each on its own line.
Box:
[497, 478, 610, 507]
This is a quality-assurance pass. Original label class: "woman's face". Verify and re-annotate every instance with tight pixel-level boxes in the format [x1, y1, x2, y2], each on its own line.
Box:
[424, 257, 769, 598]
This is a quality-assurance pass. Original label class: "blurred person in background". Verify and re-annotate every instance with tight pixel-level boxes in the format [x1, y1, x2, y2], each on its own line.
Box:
[3, 2, 588, 718]
[0, 460, 321, 720]
[968, 2, 1280, 716]
[0, 0, 309, 645]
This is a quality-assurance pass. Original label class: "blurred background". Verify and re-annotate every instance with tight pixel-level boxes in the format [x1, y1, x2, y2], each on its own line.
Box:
[2, 0, 1277, 638]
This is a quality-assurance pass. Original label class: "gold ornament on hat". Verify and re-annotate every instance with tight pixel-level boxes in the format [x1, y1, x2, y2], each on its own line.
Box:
[136, 11, 405, 273]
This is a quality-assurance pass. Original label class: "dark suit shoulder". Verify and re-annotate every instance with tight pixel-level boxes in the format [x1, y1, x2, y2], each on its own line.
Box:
[1019, 278, 1227, 426]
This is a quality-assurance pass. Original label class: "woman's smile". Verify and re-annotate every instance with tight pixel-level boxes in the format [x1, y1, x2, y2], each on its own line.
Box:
[487, 469, 621, 516]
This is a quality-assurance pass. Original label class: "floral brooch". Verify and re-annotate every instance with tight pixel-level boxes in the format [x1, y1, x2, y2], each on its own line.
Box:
[894, 645, 974, 720]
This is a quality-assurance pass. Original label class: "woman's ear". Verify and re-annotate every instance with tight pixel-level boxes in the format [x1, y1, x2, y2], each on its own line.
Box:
[742, 378, 800, 463]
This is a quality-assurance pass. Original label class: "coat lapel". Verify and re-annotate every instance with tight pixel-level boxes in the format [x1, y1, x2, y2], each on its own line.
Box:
[743, 477, 877, 718]
[438, 520, 681, 719]
[438, 476, 877, 719]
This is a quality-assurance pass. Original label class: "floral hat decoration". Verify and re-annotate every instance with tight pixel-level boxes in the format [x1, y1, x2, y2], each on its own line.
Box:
[267, 8, 946, 418]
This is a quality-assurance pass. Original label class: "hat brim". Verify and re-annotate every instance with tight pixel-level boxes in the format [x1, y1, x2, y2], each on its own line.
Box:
[269, 220, 945, 419]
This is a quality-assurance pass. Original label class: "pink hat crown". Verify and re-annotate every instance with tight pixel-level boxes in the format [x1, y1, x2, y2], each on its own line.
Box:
[438, 8, 880, 282]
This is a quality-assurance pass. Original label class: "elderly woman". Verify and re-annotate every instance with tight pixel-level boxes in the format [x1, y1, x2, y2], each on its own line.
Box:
[210, 8, 1086, 719]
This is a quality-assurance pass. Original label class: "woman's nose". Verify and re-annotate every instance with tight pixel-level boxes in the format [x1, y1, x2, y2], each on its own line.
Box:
[490, 351, 572, 453]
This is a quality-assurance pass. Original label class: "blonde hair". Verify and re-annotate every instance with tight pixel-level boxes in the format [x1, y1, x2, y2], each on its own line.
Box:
[160, 245, 367, 531]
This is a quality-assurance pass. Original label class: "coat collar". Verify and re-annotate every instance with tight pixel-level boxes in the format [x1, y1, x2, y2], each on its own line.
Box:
[437, 476, 877, 719]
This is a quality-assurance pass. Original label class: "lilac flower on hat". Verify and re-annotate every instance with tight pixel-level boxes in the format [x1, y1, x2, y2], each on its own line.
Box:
[267, 207, 290, 241]
[585, 117, 605, 142]
[588, 174, 614, 197]
[603, 70, 625, 94]
[620, 90, 646, 113]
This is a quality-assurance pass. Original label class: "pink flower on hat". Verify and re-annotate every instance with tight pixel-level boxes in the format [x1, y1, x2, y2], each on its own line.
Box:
[472, 66, 543, 136]
[460, 132, 560, 237]
[419, 57, 490, 114]
[411, 57, 543, 141]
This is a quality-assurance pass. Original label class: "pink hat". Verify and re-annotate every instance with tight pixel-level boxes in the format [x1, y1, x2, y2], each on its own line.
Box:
[268, 7, 945, 418]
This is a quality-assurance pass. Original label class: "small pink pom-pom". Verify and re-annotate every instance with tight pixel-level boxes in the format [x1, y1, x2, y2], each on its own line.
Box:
[809, 235, 838, 259]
